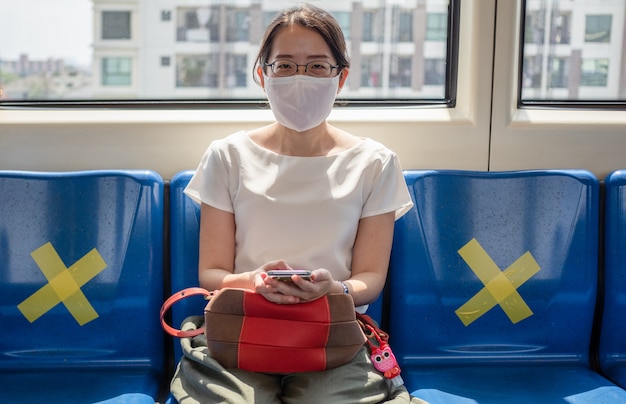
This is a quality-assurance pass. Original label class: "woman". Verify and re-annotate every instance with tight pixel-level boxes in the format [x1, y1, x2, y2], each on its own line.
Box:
[172, 4, 422, 403]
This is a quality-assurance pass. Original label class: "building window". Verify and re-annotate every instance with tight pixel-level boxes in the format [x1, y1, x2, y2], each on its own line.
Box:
[426, 13, 447, 41]
[334, 12, 351, 41]
[177, 54, 217, 87]
[549, 57, 568, 88]
[102, 11, 131, 40]
[226, 9, 249, 42]
[102, 57, 131, 86]
[585, 15, 611, 43]
[523, 56, 542, 88]
[521, 1, 624, 103]
[425, 59, 446, 85]
[581, 59, 609, 86]
[363, 9, 384, 43]
[262, 11, 275, 29]
[361, 55, 383, 88]
[177, 7, 220, 43]
[394, 10, 413, 42]
[390, 56, 412, 87]
[550, 12, 571, 44]
[1, 1, 457, 104]
[524, 10, 545, 45]
[226, 54, 247, 88]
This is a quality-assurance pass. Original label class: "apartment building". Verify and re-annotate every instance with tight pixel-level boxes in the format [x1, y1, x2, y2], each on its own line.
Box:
[3, 0, 617, 101]
[522, 0, 626, 99]
[90, 0, 449, 100]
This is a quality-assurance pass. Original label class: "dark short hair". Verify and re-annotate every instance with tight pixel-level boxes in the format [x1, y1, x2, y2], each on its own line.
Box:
[253, 3, 350, 85]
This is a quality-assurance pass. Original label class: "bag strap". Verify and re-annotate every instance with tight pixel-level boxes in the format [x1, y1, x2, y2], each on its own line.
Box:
[160, 287, 213, 338]
[356, 312, 390, 344]
[356, 312, 405, 387]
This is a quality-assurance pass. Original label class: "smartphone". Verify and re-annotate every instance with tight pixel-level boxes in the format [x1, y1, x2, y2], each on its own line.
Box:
[267, 269, 312, 282]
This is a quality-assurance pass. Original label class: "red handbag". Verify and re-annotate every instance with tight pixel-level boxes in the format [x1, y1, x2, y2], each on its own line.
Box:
[161, 287, 367, 373]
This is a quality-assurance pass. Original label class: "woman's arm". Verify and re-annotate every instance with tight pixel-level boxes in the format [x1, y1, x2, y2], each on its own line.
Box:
[342, 211, 396, 307]
[197, 203, 251, 290]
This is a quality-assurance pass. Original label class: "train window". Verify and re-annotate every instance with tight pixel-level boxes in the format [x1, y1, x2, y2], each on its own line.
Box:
[0, 0, 459, 108]
[520, 0, 626, 107]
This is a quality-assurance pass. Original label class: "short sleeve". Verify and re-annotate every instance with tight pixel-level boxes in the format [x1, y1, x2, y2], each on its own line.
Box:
[361, 152, 413, 220]
[183, 140, 234, 213]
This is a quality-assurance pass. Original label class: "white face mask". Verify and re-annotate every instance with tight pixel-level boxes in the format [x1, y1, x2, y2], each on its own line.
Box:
[263, 74, 340, 132]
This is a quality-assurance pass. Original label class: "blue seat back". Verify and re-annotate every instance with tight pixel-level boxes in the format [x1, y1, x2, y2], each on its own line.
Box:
[169, 170, 204, 362]
[0, 170, 164, 402]
[389, 170, 599, 368]
[599, 169, 626, 387]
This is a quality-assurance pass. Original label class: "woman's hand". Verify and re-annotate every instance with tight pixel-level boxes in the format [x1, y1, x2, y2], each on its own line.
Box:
[254, 262, 336, 304]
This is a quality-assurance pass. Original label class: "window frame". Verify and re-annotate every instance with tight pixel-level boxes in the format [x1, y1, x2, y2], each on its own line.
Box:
[490, 0, 626, 177]
[0, 0, 460, 109]
[518, 0, 626, 110]
[0, 0, 494, 179]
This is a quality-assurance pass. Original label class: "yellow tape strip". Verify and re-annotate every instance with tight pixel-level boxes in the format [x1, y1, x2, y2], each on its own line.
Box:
[17, 242, 107, 326]
[455, 238, 540, 326]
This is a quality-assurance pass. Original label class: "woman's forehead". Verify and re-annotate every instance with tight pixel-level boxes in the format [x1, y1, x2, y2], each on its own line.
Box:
[269, 24, 332, 60]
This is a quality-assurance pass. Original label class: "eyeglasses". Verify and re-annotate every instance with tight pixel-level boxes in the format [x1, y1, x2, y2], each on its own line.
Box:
[264, 59, 340, 78]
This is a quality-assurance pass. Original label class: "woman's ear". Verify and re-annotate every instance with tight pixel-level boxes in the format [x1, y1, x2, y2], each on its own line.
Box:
[338, 68, 349, 93]
[257, 66, 265, 88]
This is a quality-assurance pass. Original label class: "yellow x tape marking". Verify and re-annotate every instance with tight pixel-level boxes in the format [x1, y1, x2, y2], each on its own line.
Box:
[17, 242, 107, 326]
[455, 238, 540, 326]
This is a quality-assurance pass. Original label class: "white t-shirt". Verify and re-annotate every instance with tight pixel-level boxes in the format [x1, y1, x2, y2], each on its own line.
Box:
[185, 130, 413, 282]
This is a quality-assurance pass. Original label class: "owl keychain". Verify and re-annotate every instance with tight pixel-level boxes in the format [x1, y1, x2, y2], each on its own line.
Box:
[360, 317, 404, 387]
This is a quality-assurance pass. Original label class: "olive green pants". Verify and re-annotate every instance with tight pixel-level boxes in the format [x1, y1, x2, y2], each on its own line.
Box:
[170, 316, 427, 404]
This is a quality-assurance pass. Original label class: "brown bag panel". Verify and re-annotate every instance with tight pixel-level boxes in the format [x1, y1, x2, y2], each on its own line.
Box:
[327, 321, 367, 346]
[327, 294, 358, 322]
[204, 312, 244, 341]
[206, 340, 240, 369]
[205, 289, 245, 314]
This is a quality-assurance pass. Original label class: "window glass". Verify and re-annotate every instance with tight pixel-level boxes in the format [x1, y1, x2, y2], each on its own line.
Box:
[0, 0, 455, 104]
[102, 11, 131, 40]
[334, 12, 352, 41]
[102, 57, 131, 86]
[425, 58, 446, 85]
[396, 11, 414, 42]
[426, 13, 447, 41]
[226, 9, 250, 42]
[581, 58, 609, 86]
[520, 0, 625, 103]
[585, 14, 612, 43]
[362, 9, 385, 43]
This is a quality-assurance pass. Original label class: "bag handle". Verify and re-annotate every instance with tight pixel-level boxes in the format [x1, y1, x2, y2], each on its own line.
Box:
[356, 312, 390, 344]
[160, 287, 213, 338]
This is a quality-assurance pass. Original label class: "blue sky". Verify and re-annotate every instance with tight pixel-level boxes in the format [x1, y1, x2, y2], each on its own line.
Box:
[0, 0, 92, 67]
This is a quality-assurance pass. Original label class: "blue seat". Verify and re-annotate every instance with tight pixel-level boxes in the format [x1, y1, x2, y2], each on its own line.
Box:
[168, 170, 386, 363]
[599, 169, 626, 388]
[169, 170, 204, 364]
[0, 170, 165, 403]
[388, 170, 626, 403]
